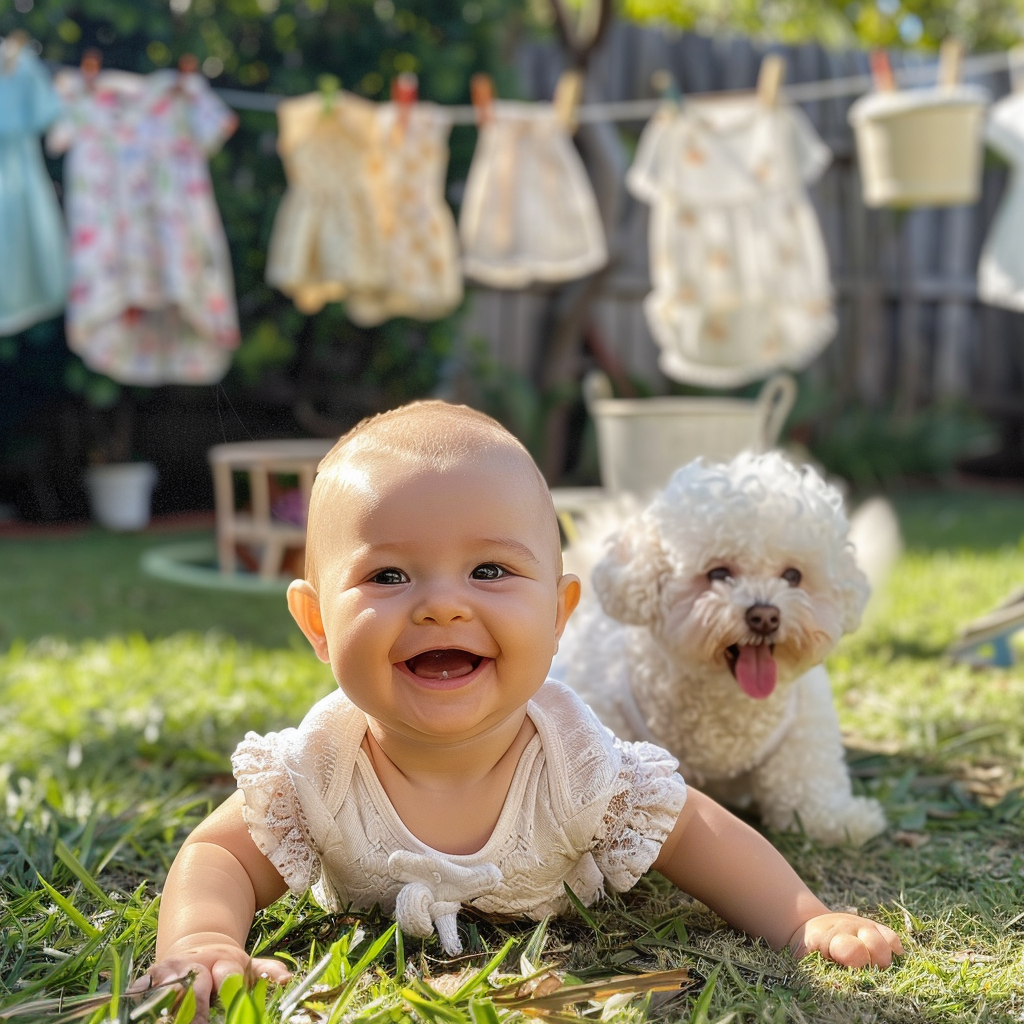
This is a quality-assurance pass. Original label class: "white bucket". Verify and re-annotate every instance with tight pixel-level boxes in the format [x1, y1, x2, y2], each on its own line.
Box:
[584, 373, 796, 496]
[848, 86, 988, 208]
[86, 462, 158, 531]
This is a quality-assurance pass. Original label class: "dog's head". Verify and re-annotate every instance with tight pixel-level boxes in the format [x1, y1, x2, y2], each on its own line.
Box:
[591, 452, 870, 698]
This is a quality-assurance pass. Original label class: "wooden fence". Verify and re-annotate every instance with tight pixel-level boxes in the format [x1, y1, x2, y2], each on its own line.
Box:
[461, 21, 1024, 430]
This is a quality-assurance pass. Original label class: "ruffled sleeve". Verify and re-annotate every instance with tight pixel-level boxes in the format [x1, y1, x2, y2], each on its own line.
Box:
[231, 727, 318, 895]
[590, 739, 687, 893]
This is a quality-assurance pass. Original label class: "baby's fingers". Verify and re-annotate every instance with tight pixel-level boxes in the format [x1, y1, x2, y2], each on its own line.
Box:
[827, 925, 903, 969]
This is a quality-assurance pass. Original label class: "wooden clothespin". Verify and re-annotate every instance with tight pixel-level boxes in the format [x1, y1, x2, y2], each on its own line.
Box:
[553, 68, 584, 132]
[757, 53, 786, 106]
[1010, 45, 1024, 93]
[391, 71, 418, 132]
[316, 72, 340, 114]
[80, 47, 102, 87]
[1, 30, 28, 75]
[869, 50, 897, 92]
[650, 68, 682, 105]
[470, 72, 494, 126]
[178, 52, 199, 75]
[938, 38, 963, 89]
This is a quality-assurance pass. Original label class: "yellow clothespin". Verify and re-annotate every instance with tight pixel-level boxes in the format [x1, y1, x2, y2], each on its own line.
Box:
[553, 68, 584, 132]
[757, 53, 786, 106]
[317, 73, 340, 114]
[1010, 45, 1024, 93]
[938, 38, 963, 89]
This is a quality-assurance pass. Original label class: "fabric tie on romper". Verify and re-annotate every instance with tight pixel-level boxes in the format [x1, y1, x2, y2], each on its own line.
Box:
[388, 850, 502, 955]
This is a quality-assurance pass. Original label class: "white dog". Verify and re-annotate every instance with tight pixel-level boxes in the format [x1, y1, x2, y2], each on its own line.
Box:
[553, 451, 888, 846]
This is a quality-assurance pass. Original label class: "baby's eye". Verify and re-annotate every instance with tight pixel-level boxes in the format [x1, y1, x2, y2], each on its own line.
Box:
[707, 566, 733, 583]
[471, 563, 508, 581]
[371, 568, 408, 585]
[782, 567, 802, 586]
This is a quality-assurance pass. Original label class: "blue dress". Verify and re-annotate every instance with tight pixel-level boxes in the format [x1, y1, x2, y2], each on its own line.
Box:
[0, 43, 67, 335]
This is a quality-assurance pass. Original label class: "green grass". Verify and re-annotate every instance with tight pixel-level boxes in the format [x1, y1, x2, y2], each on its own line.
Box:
[2, 490, 1024, 1023]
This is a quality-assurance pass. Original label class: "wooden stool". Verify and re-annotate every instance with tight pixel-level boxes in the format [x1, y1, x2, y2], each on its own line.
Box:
[208, 439, 334, 579]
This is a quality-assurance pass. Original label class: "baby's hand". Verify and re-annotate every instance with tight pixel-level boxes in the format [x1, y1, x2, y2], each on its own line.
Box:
[789, 912, 904, 969]
[129, 942, 292, 1024]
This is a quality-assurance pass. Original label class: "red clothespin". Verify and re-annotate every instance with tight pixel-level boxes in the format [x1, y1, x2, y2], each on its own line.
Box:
[392, 71, 418, 131]
[869, 50, 896, 92]
[81, 47, 102, 88]
[470, 72, 494, 126]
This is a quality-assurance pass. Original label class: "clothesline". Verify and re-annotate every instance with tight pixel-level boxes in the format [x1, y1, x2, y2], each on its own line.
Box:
[212, 45, 1024, 120]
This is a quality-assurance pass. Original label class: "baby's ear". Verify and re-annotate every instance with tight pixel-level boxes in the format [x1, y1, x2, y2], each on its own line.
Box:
[591, 516, 669, 627]
[287, 580, 330, 663]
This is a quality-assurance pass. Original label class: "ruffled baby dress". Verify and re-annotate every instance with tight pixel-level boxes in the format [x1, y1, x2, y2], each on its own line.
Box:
[231, 681, 687, 955]
[47, 68, 240, 385]
[0, 38, 68, 335]
[627, 97, 836, 387]
[459, 101, 608, 287]
[265, 90, 461, 324]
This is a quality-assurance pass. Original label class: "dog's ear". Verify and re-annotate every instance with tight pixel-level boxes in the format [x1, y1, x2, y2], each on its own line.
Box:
[591, 516, 670, 627]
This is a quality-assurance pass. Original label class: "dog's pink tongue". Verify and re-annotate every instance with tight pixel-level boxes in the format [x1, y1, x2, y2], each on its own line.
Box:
[735, 645, 777, 699]
[407, 649, 476, 680]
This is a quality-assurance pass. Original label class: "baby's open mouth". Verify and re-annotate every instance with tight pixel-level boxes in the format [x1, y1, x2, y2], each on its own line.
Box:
[724, 643, 777, 700]
[405, 649, 482, 680]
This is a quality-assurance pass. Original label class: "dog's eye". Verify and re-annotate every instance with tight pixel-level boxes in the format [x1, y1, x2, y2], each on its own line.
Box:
[707, 567, 733, 583]
[782, 567, 802, 586]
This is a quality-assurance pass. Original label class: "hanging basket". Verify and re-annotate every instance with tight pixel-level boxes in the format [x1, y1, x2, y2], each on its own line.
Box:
[583, 373, 797, 496]
[848, 85, 989, 208]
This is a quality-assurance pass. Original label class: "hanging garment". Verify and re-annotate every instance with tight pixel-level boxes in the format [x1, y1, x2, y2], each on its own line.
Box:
[978, 91, 1024, 311]
[344, 101, 462, 326]
[848, 85, 988, 208]
[266, 91, 462, 324]
[627, 97, 836, 388]
[459, 101, 608, 288]
[0, 39, 68, 335]
[47, 68, 240, 385]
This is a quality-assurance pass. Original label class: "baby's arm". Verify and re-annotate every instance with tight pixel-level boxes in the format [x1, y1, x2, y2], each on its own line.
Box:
[142, 790, 291, 1021]
[653, 789, 903, 968]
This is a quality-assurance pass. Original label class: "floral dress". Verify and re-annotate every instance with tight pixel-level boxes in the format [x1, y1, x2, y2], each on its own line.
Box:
[47, 68, 240, 385]
[0, 41, 67, 335]
[627, 97, 835, 388]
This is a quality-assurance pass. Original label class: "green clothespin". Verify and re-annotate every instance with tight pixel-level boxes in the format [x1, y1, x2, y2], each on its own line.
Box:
[317, 73, 340, 114]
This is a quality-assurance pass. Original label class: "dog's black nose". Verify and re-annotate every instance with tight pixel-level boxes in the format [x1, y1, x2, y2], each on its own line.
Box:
[745, 604, 779, 635]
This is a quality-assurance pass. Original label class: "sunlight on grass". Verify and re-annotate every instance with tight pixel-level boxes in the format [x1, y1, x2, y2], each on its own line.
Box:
[2, 490, 1024, 1023]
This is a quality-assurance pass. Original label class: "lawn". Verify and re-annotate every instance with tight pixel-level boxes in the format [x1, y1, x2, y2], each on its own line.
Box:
[1, 488, 1023, 1024]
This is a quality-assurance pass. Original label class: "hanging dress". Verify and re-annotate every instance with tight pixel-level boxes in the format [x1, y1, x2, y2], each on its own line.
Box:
[344, 101, 462, 326]
[265, 90, 388, 315]
[978, 91, 1024, 311]
[459, 101, 608, 288]
[47, 68, 240, 385]
[627, 97, 836, 388]
[266, 91, 462, 324]
[0, 39, 68, 335]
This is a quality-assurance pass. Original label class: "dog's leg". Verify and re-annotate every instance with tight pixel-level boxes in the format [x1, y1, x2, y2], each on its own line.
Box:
[747, 666, 887, 846]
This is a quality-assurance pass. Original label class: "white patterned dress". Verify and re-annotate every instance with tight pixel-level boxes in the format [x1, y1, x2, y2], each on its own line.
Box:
[232, 680, 687, 955]
[627, 98, 836, 387]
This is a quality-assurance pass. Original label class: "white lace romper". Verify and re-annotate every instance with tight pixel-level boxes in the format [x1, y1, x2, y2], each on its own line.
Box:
[232, 680, 687, 955]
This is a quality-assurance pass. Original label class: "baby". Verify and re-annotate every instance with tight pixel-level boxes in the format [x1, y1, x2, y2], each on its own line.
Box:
[144, 401, 902, 1018]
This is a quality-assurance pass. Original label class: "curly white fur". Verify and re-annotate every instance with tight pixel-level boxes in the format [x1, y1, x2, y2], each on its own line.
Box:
[553, 451, 888, 847]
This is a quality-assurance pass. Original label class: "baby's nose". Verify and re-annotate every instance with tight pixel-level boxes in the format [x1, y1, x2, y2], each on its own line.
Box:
[413, 584, 472, 624]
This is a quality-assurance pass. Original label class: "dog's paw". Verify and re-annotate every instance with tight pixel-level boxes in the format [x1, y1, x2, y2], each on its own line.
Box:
[804, 796, 887, 847]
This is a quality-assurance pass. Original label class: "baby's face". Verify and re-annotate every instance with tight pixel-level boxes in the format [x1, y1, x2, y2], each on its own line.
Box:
[303, 447, 578, 745]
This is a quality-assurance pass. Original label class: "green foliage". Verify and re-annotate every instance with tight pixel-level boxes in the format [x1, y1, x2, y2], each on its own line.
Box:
[619, 0, 1024, 51]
